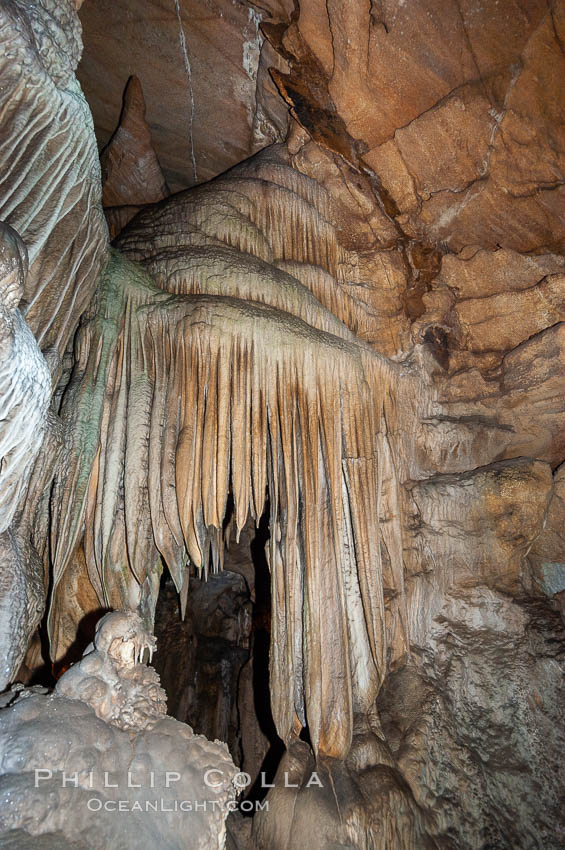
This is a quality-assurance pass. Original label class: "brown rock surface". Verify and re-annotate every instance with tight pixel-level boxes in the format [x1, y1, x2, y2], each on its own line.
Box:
[1, 1, 565, 849]
[454, 274, 565, 352]
[408, 459, 552, 605]
[78, 0, 290, 191]
[100, 75, 169, 208]
[528, 463, 565, 601]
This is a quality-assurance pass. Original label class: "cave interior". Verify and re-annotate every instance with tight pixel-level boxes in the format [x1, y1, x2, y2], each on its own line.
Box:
[0, 0, 565, 848]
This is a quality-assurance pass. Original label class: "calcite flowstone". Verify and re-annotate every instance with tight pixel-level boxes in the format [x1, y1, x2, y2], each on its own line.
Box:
[0, 0, 108, 686]
[0, 223, 51, 689]
[0, 0, 107, 357]
[1, 1, 565, 848]
[0, 224, 51, 537]
[0, 611, 238, 849]
[0, 693, 238, 849]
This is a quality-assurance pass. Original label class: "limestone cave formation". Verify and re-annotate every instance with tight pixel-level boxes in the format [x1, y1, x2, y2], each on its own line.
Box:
[0, 0, 564, 848]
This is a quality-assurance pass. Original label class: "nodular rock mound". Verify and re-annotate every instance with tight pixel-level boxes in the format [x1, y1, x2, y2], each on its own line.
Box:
[0, 611, 238, 849]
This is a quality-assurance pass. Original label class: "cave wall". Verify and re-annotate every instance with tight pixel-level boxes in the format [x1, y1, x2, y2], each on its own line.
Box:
[0, 0, 108, 686]
[78, 0, 290, 190]
[0, 0, 564, 848]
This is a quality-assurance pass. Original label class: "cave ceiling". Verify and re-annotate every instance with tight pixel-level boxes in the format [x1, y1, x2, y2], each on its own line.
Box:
[0, 0, 564, 848]
[78, 0, 291, 191]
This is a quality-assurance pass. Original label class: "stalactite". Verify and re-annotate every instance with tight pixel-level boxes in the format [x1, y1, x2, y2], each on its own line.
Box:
[117, 147, 342, 281]
[130, 244, 355, 341]
[275, 259, 365, 336]
[236, 148, 332, 214]
[50, 147, 430, 760]
[219, 177, 341, 276]
[49, 244, 421, 759]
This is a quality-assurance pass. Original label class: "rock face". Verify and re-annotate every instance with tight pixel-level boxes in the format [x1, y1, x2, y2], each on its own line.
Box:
[0, 224, 51, 688]
[529, 464, 565, 611]
[1, 0, 565, 849]
[0, 0, 107, 357]
[0, 0, 108, 687]
[78, 0, 290, 191]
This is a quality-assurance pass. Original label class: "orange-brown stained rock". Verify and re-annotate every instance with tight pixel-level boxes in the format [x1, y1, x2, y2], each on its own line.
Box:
[78, 0, 290, 192]
[101, 76, 169, 208]
[455, 274, 565, 353]
[528, 464, 565, 598]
